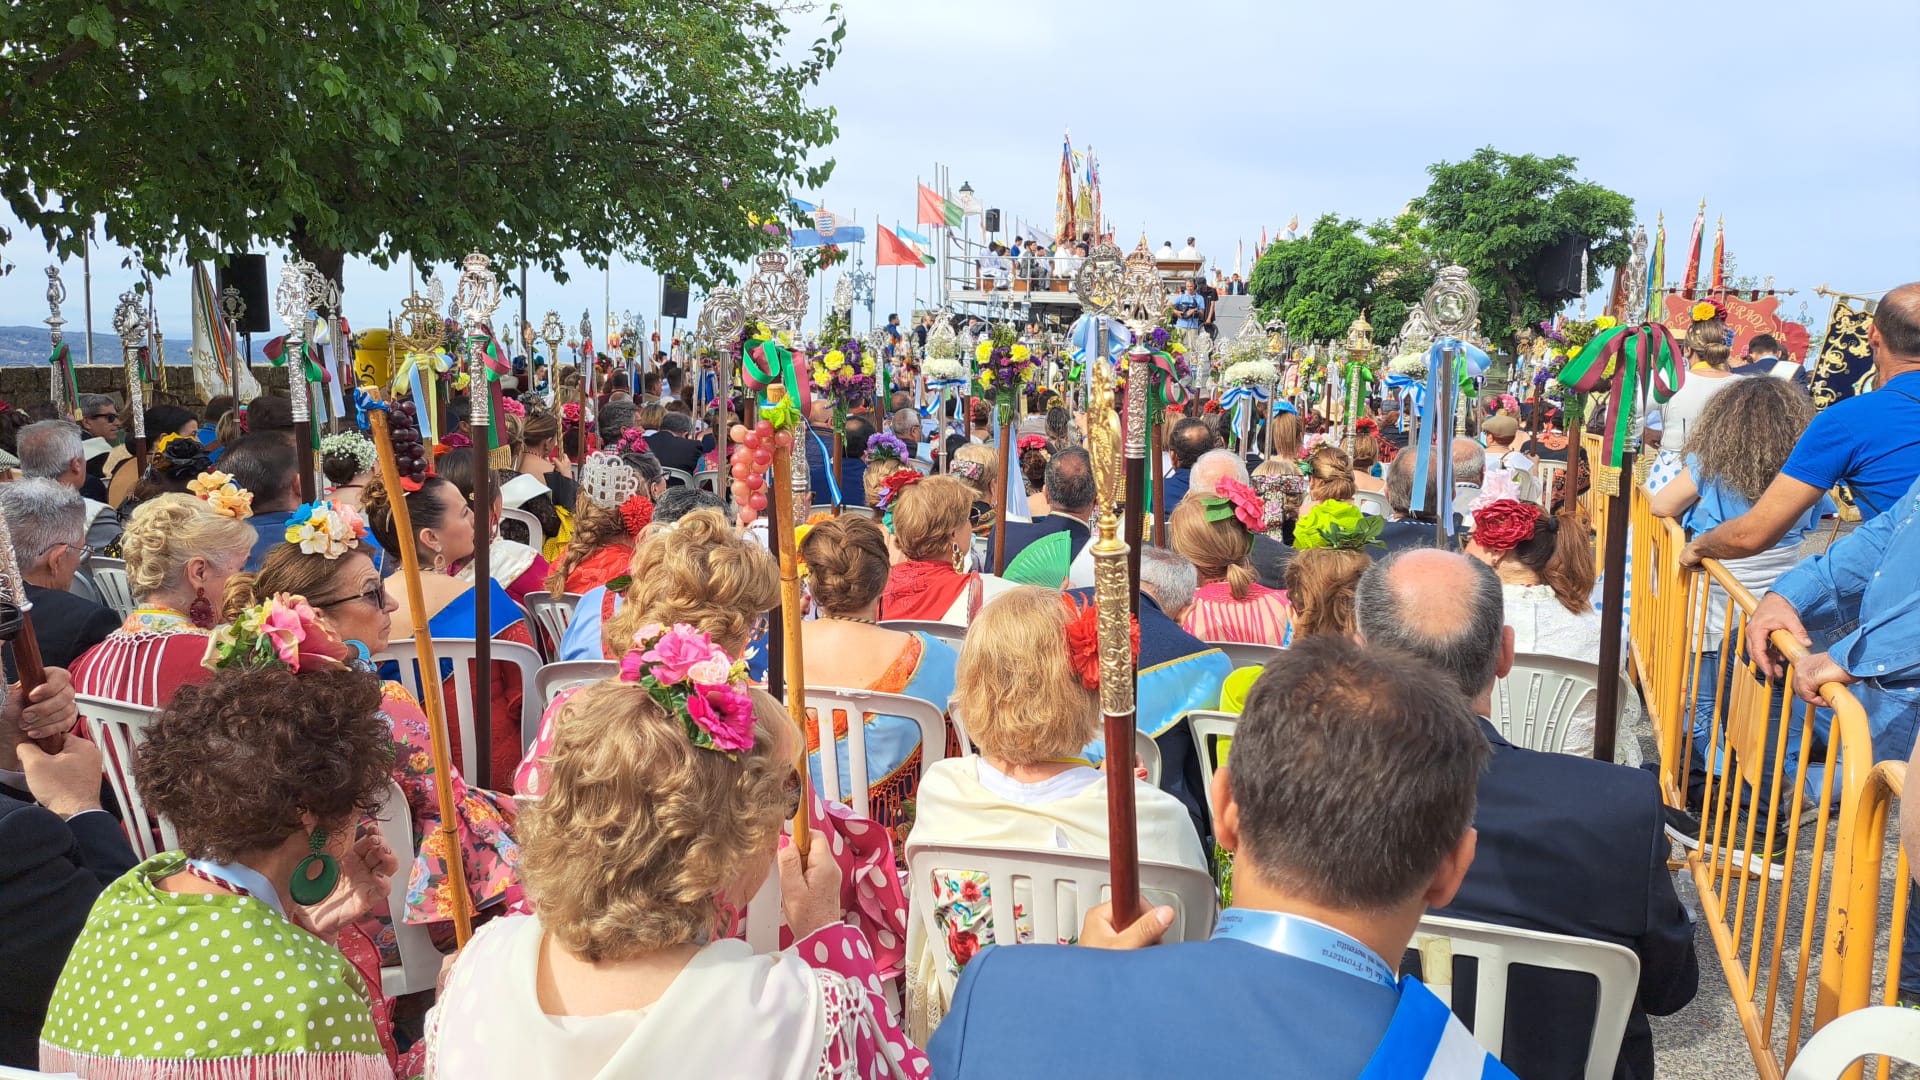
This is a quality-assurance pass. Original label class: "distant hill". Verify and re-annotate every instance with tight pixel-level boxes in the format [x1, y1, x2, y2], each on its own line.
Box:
[0, 325, 273, 367]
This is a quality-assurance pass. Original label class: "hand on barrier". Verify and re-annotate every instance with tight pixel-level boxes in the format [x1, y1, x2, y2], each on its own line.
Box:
[1791, 651, 1858, 705]
[1678, 540, 1707, 571]
[1746, 592, 1812, 681]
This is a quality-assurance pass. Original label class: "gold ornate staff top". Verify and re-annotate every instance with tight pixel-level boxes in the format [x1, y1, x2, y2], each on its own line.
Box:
[1087, 360, 1133, 719]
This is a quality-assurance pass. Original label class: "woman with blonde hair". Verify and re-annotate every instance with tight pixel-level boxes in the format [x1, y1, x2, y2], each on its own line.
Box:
[948, 442, 999, 540]
[878, 474, 982, 625]
[427, 626, 925, 1078]
[71, 491, 256, 706]
[906, 586, 1207, 1039]
[1294, 445, 1368, 550]
[1170, 481, 1291, 645]
[1646, 300, 1740, 491]
[1283, 546, 1371, 640]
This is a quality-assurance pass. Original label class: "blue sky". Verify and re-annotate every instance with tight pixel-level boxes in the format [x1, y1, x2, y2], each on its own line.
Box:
[4, 0, 1917, 348]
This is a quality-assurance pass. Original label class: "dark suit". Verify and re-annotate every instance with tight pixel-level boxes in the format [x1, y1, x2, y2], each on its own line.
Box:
[1438, 719, 1698, 1080]
[1249, 533, 1291, 591]
[1379, 517, 1456, 556]
[25, 584, 120, 670]
[0, 791, 139, 1066]
[649, 430, 712, 477]
[999, 513, 1091, 568]
[1161, 468, 1192, 508]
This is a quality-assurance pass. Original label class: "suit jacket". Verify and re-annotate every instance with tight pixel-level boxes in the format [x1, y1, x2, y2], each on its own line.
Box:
[1380, 517, 1451, 556]
[649, 430, 712, 476]
[930, 936, 1397, 1079]
[0, 792, 139, 1066]
[999, 513, 1090, 568]
[1249, 533, 1292, 591]
[1437, 719, 1698, 1080]
[25, 583, 120, 671]
[1161, 468, 1192, 508]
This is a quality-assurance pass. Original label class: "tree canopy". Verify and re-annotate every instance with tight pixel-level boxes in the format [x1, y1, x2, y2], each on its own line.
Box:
[0, 0, 844, 290]
[1412, 147, 1634, 348]
[1247, 213, 1435, 345]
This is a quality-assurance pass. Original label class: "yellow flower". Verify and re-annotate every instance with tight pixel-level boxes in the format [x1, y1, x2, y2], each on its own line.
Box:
[1011, 344, 1030, 363]
[153, 432, 187, 456]
[860, 360, 875, 375]
[975, 341, 992, 364]
[1594, 315, 1618, 330]
[824, 350, 845, 371]
[812, 371, 831, 388]
[1691, 302, 1718, 323]
[979, 370, 995, 388]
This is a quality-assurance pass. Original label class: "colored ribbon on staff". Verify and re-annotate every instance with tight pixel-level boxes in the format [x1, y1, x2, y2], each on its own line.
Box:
[47, 341, 76, 408]
[1383, 372, 1426, 428]
[743, 326, 803, 424]
[1558, 322, 1685, 466]
[1069, 313, 1128, 363]
[1408, 337, 1487, 531]
[353, 386, 388, 432]
[1145, 347, 1187, 427]
[393, 350, 450, 446]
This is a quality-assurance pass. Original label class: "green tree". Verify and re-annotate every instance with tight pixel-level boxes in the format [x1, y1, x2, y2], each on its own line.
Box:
[0, 0, 843, 294]
[1412, 147, 1634, 349]
[1247, 213, 1434, 345]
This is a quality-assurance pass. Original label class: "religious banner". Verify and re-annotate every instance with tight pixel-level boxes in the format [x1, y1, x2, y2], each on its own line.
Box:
[1659, 293, 1811, 361]
[1810, 303, 1876, 411]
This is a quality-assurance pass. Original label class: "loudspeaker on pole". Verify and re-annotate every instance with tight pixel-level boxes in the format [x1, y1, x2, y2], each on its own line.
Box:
[662, 277, 690, 320]
[216, 255, 273, 334]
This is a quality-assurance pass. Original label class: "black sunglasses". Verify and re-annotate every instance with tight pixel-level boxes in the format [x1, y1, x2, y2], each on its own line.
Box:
[89, 412, 119, 422]
[312, 582, 387, 609]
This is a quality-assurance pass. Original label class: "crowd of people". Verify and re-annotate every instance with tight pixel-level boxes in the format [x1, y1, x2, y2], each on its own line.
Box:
[5, 283, 1920, 1080]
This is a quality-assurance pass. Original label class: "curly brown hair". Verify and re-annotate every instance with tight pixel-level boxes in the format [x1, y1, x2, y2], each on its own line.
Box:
[545, 498, 632, 596]
[133, 666, 393, 861]
[602, 509, 778, 657]
[1689, 375, 1815, 503]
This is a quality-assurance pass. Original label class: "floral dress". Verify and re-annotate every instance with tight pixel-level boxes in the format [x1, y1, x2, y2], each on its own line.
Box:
[1253, 470, 1309, 541]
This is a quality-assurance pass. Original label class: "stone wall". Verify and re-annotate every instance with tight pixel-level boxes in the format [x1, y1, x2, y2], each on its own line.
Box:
[2, 365, 289, 413]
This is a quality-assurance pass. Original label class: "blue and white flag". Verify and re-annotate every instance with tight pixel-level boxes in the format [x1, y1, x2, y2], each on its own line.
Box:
[1359, 977, 1517, 1079]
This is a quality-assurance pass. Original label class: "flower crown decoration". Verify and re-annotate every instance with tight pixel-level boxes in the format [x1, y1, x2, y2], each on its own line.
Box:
[1355, 417, 1380, 437]
[319, 431, 378, 475]
[1016, 434, 1049, 455]
[619, 622, 756, 757]
[498, 396, 526, 419]
[561, 402, 583, 425]
[150, 432, 213, 482]
[949, 459, 987, 486]
[875, 468, 922, 511]
[1202, 478, 1265, 534]
[203, 594, 350, 674]
[620, 494, 654, 536]
[1690, 298, 1728, 324]
[1470, 499, 1542, 552]
[1062, 595, 1140, 691]
[612, 427, 651, 456]
[284, 500, 369, 559]
[867, 430, 911, 466]
[186, 470, 254, 519]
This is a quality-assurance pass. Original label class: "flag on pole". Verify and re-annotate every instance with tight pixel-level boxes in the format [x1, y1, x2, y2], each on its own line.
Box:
[1055, 132, 1077, 243]
[876, 225, 924, 268]
[896, 225, 931, 247]
[1709, 217, 1725, 292]
[1681, 201, 1705, 300]
[1235, 240, 1243, 277]
[918, 183, 963, 228]
[1286, 214, 1299, 239]
[791, 197, 817, 217]
[1646, 214, 1666, 320]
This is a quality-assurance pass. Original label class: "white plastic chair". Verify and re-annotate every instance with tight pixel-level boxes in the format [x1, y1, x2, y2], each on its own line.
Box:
[1353, 490, 1392, 519]
[1204, 640, 1283, 672]
[533, 659, 620, 710]
[88, 556, 134, 619]
[693, 468, 721, 495]
[77, 694, 176, 861]
[1492, 652, 1631, 754]
[905, 843, 1218, 1003]
[499, 507, 544, 555]
[373, 779, 442, 998]
[1535, 460, 1566, 509]
[949, 704, 1159, 787]
[878, 619, 968, 655]
[1412, 913, 1640, 1080]
[805, 687, 947, 818]
[374, 638, 543, 784]
[1785, 1005, 1920, 1079]
[521, 591, 582, 662]
[1185, 710, 1239, 801]
[662, 467, 697, 489]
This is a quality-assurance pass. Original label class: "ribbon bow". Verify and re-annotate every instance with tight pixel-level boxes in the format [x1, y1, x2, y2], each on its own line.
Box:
[743, 326, 803, 429]
[1408, 337, 1491, 532]
[392, 350, 451, 444]
[1558, 323, 1685, 467]
[1069, 313, 1128, 362]
[352, 386, 388, 432]
[1382, 373, 1426, 427]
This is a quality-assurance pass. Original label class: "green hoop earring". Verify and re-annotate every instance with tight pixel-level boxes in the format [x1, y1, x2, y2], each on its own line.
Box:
[288, 828, 340, 907]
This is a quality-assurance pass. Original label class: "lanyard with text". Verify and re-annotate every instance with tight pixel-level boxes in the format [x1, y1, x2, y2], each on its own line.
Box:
[1211, 909, 1399, 991]
[188, 859, 287, 918]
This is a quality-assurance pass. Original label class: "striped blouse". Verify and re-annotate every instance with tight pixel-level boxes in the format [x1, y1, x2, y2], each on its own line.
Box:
[1179, 581, 1291, 647]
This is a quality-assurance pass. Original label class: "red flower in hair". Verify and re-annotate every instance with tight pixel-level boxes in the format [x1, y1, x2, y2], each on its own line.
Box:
[1356, 417, 1379, 436]
[1062, 595, 1139, 691]
[620, 494, 654, 535]
[1472, 499, 1541, 552]
[1016, 434, 1048, 453]
[876, 468, 922, 511]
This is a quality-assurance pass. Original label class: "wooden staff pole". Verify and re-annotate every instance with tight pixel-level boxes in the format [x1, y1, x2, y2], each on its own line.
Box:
[1088, 360, 1141, 927]
[766, 385, 811, 863]
[1592, 452, 1632, 763]
[369, 405, 473, 944]
[992, 409, 1013, 574]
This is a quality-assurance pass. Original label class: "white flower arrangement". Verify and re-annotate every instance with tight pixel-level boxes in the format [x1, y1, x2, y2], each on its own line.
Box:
[318, 431, 377, 474]
[923, 357, 969, 384]
[1387, 353, 1429, 380]
[1220, 358, 1281, 389]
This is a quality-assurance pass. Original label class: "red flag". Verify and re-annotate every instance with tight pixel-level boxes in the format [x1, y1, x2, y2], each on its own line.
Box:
[875, 225, 921, 268]
[917, 184, 961, 228]
[1681, 202, 1705, 300]
[1709, 217, 1725, 292]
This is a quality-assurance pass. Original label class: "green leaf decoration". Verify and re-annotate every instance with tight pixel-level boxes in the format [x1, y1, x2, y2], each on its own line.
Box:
[1321, 513, 1386, 552]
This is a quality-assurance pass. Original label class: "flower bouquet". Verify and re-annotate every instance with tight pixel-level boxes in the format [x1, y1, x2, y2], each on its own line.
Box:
[807, 339, 877, 407]
[975, 326, 1037, 424]
[1386, 353, 1429, 381]
[1220, 358, 1280, 390]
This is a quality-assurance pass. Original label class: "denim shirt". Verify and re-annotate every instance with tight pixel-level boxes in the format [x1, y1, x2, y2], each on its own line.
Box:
[1769, 472, 1920, 760]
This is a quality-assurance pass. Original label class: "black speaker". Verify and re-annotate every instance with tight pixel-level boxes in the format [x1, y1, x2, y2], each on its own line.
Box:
[662, 277, 690, 320]
[984, 208, 1001, 233]
[216, 254, 272, 334]
[1532, 235, 1587, 300]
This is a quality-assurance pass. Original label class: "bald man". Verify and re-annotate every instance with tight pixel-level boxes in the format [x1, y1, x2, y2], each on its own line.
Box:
[1356, 550, 1697, 1080]
[1684, 281, 1920, 567]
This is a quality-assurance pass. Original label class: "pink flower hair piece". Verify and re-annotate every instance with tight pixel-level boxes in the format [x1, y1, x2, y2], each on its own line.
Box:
[619, 622, 756, 757]
[1211, 478, 1266, 533]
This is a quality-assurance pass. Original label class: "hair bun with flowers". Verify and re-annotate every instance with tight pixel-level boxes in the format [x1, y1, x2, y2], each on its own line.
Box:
[875, 468, 922, 511]
[1202, 478, 1265, 535]
[203, 594, 351, 674]
[187, 470, 254, 519]
[150, 432, 213, 482]
[284, 500, 370, 559]
[612, 427, 651, 457]
[1691, 298, 1728, 324]
[1469, 499, 1542, 552]
[867, 430, 911, 466]
[1062, 595, 1139, 691]
[619, 622, 757, 757]
[319, 431, 377, 475]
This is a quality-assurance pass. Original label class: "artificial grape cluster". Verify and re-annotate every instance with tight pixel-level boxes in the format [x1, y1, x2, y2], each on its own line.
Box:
[727, 418, 790, 527]
[389, 399, 430, 486]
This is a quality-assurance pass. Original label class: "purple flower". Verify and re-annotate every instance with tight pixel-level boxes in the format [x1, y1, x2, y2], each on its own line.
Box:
[1147, 326, 1172, 352]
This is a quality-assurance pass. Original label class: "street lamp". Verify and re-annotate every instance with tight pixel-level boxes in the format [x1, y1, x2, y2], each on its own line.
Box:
[958, 181, 973, 199]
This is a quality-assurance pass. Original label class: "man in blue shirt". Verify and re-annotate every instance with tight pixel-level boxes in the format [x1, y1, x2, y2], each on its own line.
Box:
[1683, 284, 1920, 568]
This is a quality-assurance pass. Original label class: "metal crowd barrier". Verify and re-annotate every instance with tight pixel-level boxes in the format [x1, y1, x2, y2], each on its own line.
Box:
[1625, 488, 1900, 1080]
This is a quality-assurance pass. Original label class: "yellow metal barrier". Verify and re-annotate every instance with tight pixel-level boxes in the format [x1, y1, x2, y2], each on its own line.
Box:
[1626, 486, 1890, 1079]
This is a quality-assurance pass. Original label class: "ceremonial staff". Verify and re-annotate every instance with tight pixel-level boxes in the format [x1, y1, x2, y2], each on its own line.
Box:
[276, 261, 325, 502]
[220, 285, 248, 409]
[1114, 241, 1169, 564]
[697, 287, 748, 500]
[111, 291, 151, 477]
[540, 311, 565, 408]
[45, 266, 77, 419]
[456, 253, 503, 790]
[1087, 358, 1142, 927]
[0, 510, 57, 753]
[364, 389, 474, 944]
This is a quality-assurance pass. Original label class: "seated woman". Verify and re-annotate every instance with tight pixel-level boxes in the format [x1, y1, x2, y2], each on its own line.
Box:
[71, 490, 256, 706]
[948, 442, 999, 542]
[799, 516, 959, 842]
[1351, 428, 1387, 493]
[1650, 377, 1831, 800]
[516, 406, 577, 513]
[1464, 497, 1621, 759]
[235, 503, 521, 933]
[436, 450, 553, 604]
[1293, 445, 1364, 548]
[543, 451, 655, 597]
[428, 626, 923, 1077]
[40, 644, 415, 1077]
[906, 586, 1207, 1040]
[1250, 411, 1308, 543]
[878, 475, 982, 626]
[1283, 543, 1371, 640]
[105, 405, 197, 508]
[362, 475, 534, 790]
[112, 431, 212, 529]
[1170, 481, 1290, 646]
[320, 430, 377, 509]
[1017, 434, 1052, 518]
